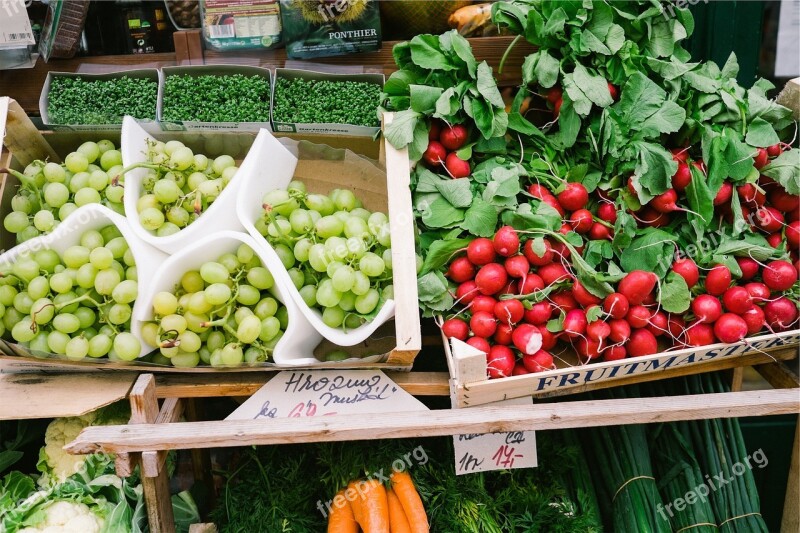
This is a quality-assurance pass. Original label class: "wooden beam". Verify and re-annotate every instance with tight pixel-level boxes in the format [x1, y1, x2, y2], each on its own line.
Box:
[782, 416, 799, 533]
[754, 361, 800, 390]
[141, 398, 184, 478]
[66, 389, 800, 454]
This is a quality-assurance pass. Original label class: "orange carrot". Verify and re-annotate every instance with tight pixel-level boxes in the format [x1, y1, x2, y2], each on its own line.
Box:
[347, 481, 364, 526]
[328, 489, 359, 533]
[353, 479, 389, 533]
[390, 471, 429, 533]
[387, 488, 412, 533]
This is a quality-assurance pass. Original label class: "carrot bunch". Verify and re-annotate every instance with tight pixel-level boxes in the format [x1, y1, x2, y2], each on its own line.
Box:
[327, 470, 429, 533]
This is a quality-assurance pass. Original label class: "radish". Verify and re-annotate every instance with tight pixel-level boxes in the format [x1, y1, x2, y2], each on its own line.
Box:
[763, 260, 798, 291]
[538, 263, 571, 286]
[494, 299, 525, 325]
[512, 323, 543, 355]
[737, 257, 760, 281]
[494, 323, 514, 345]
[456, 280, 478, 304]
[627, 329, 658, 357]
[563, 309, 588, 338]
[466, 336, 490, 353]
[637, 207, 671, 227]
[671, 147, 690, 163]
[587, 320, 611, 342]
[475, 263, 508, 295]
[767, 143, 784, 157]
[553, 97, 563, 118]
[754, 206, 784, 233]
[603, 292, 630, 319]
[767, 232, 784, 248]
[741, 306, 766, 335]
[467, 238, 497, 265]
[786, 220, 800, 249]
[559, 223, 572, 235]
[440, 124, 468, 151]
[538, 325, 557, 350]
[523, 349, 554, 372]
[504, 254, 530, 279]
[523, 238, 554, 266]
[745, 282, 771, 303]
[667, 314, 685, 339]
[713, 182, 733, 206]
[551, 241, 571, 260]
[423, 141, 446, 167]
[764, 296, 798, 331]
[737, 184, 765, 207]
[557, 183, 589, 211]
[692, 160, 707, 174]
[519, 273, 544, 294]
[597, 202, 618, 223]
[672, 258, 700, 288]
[470, 311, 497, 338]
[487, 345, 515, 379]
[647, 311, 668, 337]
[442, 318, 469, 340]
[705, 264, 732, 295]
[684, 322, 716, 346]
[692, 294, 723, 323]
[551, 291, 578, 313]
[651, 189, 681, 214]
[626, 305, 651, 329]
[769, 188, 799, 212]
[501, 279, 519, 296]
[512, 364, 531, 376]
[604, 345, 627, 361]
[607, 83, 619, 102]
[572, 281, 601, 307]
[589, 222, 612, 240]
[575, 337, 604, 360]
[447, 256, 475, 283]
[428, 119, 442, 141]
[542, 195, 566, 216]
[471, 295, 497, 314]
[722, 286, 754, 314]
[546, 86, 562, 104]
[754, 147, 769, 169]
[714, 313, 748, 343]
[445, 152, 471, 179]
[618, 270, 658, 305]
[569, 209, 594, 233]
[524, 301, 553, 325]
[493, 226, 520, 257]
[671, 162, 692, 191]
[527, 183, 553, 200]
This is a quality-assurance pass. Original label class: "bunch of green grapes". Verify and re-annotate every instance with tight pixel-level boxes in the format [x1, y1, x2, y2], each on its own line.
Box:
[129, 139, 238, 236]
[0, 225, 141, 361]
[258, 181, 393, 331]
[144, 243, 286, 368]
[2, 141, 125, 243]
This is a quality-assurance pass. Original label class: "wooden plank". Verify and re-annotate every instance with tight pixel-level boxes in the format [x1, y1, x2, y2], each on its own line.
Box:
[782, 416, 799, 533]
[730, 366, 744, 392]
[185, 30, 204, 65]
[141, 398, 184, 478]
[0, 372, 135, 420]
[0, 97, 59, 166]
[66, 389, 800, 454]
[185, 399, 215, 510]
[172, 31, 190, 65]
[754, 361, 800, 389]
[189, 525, 218, 533]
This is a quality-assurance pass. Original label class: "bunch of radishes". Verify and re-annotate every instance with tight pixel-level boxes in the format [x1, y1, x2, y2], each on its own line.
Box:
[422, 122, 471, 179]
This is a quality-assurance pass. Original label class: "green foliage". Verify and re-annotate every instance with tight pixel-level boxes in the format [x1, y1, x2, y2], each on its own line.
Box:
[47, 76, 158, 125]
[272, 77, 381, 127]
[161, 74, 271, 123]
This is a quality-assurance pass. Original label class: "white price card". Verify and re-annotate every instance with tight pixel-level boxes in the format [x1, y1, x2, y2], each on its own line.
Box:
[453, 397, 538, 475]
[0, 0, 35, 49]
[226, 370, 429, 420]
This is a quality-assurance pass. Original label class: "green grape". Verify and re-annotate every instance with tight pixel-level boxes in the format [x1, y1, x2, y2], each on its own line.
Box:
[140, 207, 165, 231]
[122, 248, 136, 268]
[382, 284, 394, 300]
[218, 253, 240, 273]
[204, 283, 232, 306]
[53, 292, 79, 314]
[244, 347, 264, 364]
[63, 246, 89, 269]
[200, 262, 229, 284]
[80, 230, 104, 250]
[322, 306, 345, 328]
[161, 314, 188, 334]
[47, 330, 70, 354]
[236, 284, 261, 306]
[88, 170, 109, 191]
[344, 216, 369, 239]
[308, 244, 329, 273]
[13, 257, 39, 283]
[274, 244, 295, 270]
[68, 172, 90, 194]
[153, 292, 179, 316]
[170, 146, 195, 170]
[31, 298, 54, 324]
[65, 336, 90, 360]
[333, 189, 357, 211]
[88, 334, 112, 358]
[188, 172, 207, 191]
[351, 271, 370, 296]
[178, 331, 202, 353]
[89, 247, 114, 270]
[220, 343, 244, 366]
[187, 292, 213, 314]
[27, 276, 50, 300]
[32, 210, 55, 232]
[3, 308, 22, 331]
[276, 306, 289, 330]
[100, 149, 122, 171]
[94, 268, 121, 295]
[333, 211, 351, 224]
[74, 307, 96, 329]
[305, 193, 335, 216]
[166, 206, 190, 228]
[110, 279, 137, 304]
[141, 323, 159, 347]
[182, 271, 204, 293]
[184, 312, 209, 333]
[97, 140, 115, 154]
[259, 317, 281, 342]
[113, 332, 141, 361]
[154, 178, 182, 204]
[338, 291, 356, 312]
[212, 154, 235, 176]
[315, 215, 344, 239]
[316, 279, 342, 308]
[43, 182, 70, 208]
[0, 286, 18, 307]
[287, 180, 306, 194]
[254, 297, 278, 319]
[331, 265, 356, 293]
[54, 313, 81, 334]
[105, 237, 128, 259]
[65, 152, 89, 174]
[17, 226, 39, 243]
[382, 248, 393, 270]
[293, 238, 313, 263]
[246, 267, 274, 290]
[359, 252, 385, 277]
[43, 162, 66, 183]
[172, 350, 200, 368]
[58, 203, 78, 221]
[157, 222, 181, 237]
[266, 218, 293, 239]
[34, 250, 60, 273]
[355, 288, 380, 314]
[350, 207, 371, 221]
[13, 291, 34, 314]
[74, 187, 101, 207]
[287, 268, 304, 290]
[29, 332, 49, 353]
[108, 303, 132, 325]
[220, 166, 237, 185]
[11, 195, 34, 214]
[345, 314, 363, 330]
[104, 184, 124, 204]
[236, 315, 262, 344]
[299, 285, 317, 307]
[77, 141, 100, 163]
[325, 236, 348, 261]
[206, 331, 226, 352]
[289, 209, 314, 234]
[4, 211, 30, 234]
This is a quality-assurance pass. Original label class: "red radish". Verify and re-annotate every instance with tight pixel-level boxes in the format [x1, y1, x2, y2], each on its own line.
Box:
[651, 189, 681, 213]
[607, 83, 619, 102]
[487, 345, 515, 379]
[542, 195, 566, 216]
[626, 305, 652, 329]
[546, 86, 562, 104]
[618, 270, 658, 305]
[769, 189, 799, 212]
[760, 174, 778, 190]
[713, 182, 733, 206]
[494, 323, 514, 345]
[519, 273, 545, 294]
[741, 306, 766, 335]
[605, 345, 627, 361]
[575, 337, 604, 360]
[512, 364, 531, 376]
[493, 226, 520, 257]
[737, 184, 765, 207]
[587, 320, 611, 342]
[642, 292, 656, 305]
[763, 260, 797, 291]
[671, 162, 692, 191]
[504, 254, 530, 278]
[569, 209, 594, 233]
[456, 280, 478, 304]
[572, 281, 601, 307]
[523, 349, 553, 372]
[754, 206, 784, 233]
[705, 265, 732, 295]
[722, 286, 754, 314]
[737, 257, 760, 281]
[692, 160, 707, 174]
[557, 183, 589, 211]
[471, 295, 497, 314]
[538, 325, 557, 350]
[671, 147, 690, 163]
[440, 124, 468, 151]
[525, 301, 553, 324]
[786, 220, 800, 249]
[501, 279, 519, 296]
[467, 238, 497, 265]
[684, 322, 716, 346]
[494, 299, 525, 325]
[589, 222, 612, 240]
[528, 183, 553, 200]
[539, 263, 571, 286]
[745, 282, 771, 303]
[466, 336, 491, 353]
[753, 147, 769, 169]
[447, 256, 475, 283]
[672, 258, 700, 288]
[608, 319, 631, 343]
[767, 143, 783, 157]
[667, 314, 685, 339]
[647, 311, 668, 337]
[551, 240, 571, 260]
[422, 141, 446, 167]
[470, 311, 497, 338]
[475, 263, 508, 295]
[551, 291, 578, 313]
[638, 207, 671, 227]
[512, 323, 543, 355]
[553, 97, 563, 118]
[558, 223, 572, 235]
[597, 202, 618, 223]
[627, 329, 658, 356]
[692, 294, 723, 323]
[442, 318, 469, 340]
[714, 313, 748, 343]
[764, 296, 798, 331]
[603, 292, 630, 319]
[563, 309, 588, 338]
[445, 152, 471, 179]
[428, 120, 442, 141]
[523, 238, 554, 266]
[767, 232, 784, 248]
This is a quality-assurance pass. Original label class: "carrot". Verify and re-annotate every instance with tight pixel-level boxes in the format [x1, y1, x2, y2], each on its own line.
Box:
[328, 489, 359, 533]
[390, 470, 429, 533]
[387, 488, 412, 533]
[352, 479, 389, 533]
[347, 481, 364, 526]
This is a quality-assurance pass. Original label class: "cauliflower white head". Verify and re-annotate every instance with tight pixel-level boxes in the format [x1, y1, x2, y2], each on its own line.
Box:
[17, 500, 103, 533]
[40, 414, 97, 483]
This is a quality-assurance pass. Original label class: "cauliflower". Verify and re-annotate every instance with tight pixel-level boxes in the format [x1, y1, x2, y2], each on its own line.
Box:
[39, 413, 97, 484]
[17, 500, 103, 533]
